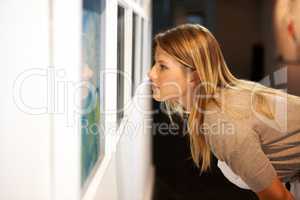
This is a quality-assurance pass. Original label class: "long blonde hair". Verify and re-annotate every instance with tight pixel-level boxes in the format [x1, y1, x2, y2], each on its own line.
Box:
[154, 24, 283, 172]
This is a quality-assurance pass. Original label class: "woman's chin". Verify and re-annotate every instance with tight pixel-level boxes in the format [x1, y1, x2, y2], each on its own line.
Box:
[152, 93, 180, 103]
[152, 94, 162, 102]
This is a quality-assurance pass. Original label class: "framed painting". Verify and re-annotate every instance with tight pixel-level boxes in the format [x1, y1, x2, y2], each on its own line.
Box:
[81, 0, 104, 189]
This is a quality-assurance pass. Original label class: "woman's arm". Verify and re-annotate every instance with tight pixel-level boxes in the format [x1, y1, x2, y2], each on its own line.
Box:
[257, 177, 295, 200]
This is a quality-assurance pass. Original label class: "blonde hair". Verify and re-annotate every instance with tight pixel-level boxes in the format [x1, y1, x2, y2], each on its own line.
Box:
[154, 24, 283, 172]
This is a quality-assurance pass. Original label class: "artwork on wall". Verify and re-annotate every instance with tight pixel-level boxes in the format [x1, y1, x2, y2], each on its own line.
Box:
[140, 18, 144, 84]
[131, 13, 138, 97]
[81, 0, 103, 187]
[117, 6, 125, 125]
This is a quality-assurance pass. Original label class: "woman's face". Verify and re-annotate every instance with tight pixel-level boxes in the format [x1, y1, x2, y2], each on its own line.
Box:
[148, 45, 194, 102]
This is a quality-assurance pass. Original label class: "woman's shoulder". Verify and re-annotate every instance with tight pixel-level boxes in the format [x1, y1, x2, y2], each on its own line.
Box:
[203, 88, 259, 158]
[204, 85, 300, 151]
[206, 87, 253, 121]
[203, 87, 266, 158]
[209, 84, 300, 123]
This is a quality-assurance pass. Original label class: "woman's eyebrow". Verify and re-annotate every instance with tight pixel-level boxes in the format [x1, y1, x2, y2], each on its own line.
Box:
[156, 59, 167, 64]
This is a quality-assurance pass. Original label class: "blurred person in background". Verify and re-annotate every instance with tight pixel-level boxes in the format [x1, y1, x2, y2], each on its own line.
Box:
[274, 0, 300, 198]
[274, 0, 300, 96]
[274, 0, 300, 64]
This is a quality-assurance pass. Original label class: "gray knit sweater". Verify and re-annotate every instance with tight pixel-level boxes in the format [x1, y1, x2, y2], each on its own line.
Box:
[203, 87, 300, 192]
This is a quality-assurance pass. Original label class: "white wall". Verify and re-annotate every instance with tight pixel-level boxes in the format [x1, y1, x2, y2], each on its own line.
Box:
[0, 0, 153, 199]
[116, 82, 154, 200]
[0, 0, 51, 199]
[89, 1, 154, 200]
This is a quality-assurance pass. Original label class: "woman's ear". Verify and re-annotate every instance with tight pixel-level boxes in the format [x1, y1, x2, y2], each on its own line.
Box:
[189, 71, 200, 84]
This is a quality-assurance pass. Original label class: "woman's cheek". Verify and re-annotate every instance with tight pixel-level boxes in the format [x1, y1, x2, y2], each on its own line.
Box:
[162, 84, 182, 100]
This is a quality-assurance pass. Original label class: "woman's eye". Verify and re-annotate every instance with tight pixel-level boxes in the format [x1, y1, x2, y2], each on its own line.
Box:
[159, 64, 168, 70]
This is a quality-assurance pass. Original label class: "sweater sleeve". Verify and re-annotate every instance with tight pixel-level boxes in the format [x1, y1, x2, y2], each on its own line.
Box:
[225, 133, 277, 192]
[204, 115, 277, 193]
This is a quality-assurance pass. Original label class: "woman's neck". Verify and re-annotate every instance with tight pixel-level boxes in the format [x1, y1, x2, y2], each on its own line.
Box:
[178, 90, 196, 113]
[179, 87, 225, 113]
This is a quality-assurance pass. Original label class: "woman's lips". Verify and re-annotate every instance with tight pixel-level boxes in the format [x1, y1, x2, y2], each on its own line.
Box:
[151, 83, 159, 90]
[152, 85, 158, 89]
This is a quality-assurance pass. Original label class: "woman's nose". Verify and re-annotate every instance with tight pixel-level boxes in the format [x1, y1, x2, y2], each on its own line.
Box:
[147, 65, 156, 81]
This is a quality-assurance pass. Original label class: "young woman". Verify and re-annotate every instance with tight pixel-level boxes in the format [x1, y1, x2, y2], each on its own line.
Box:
[148, 24, 300, 200]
